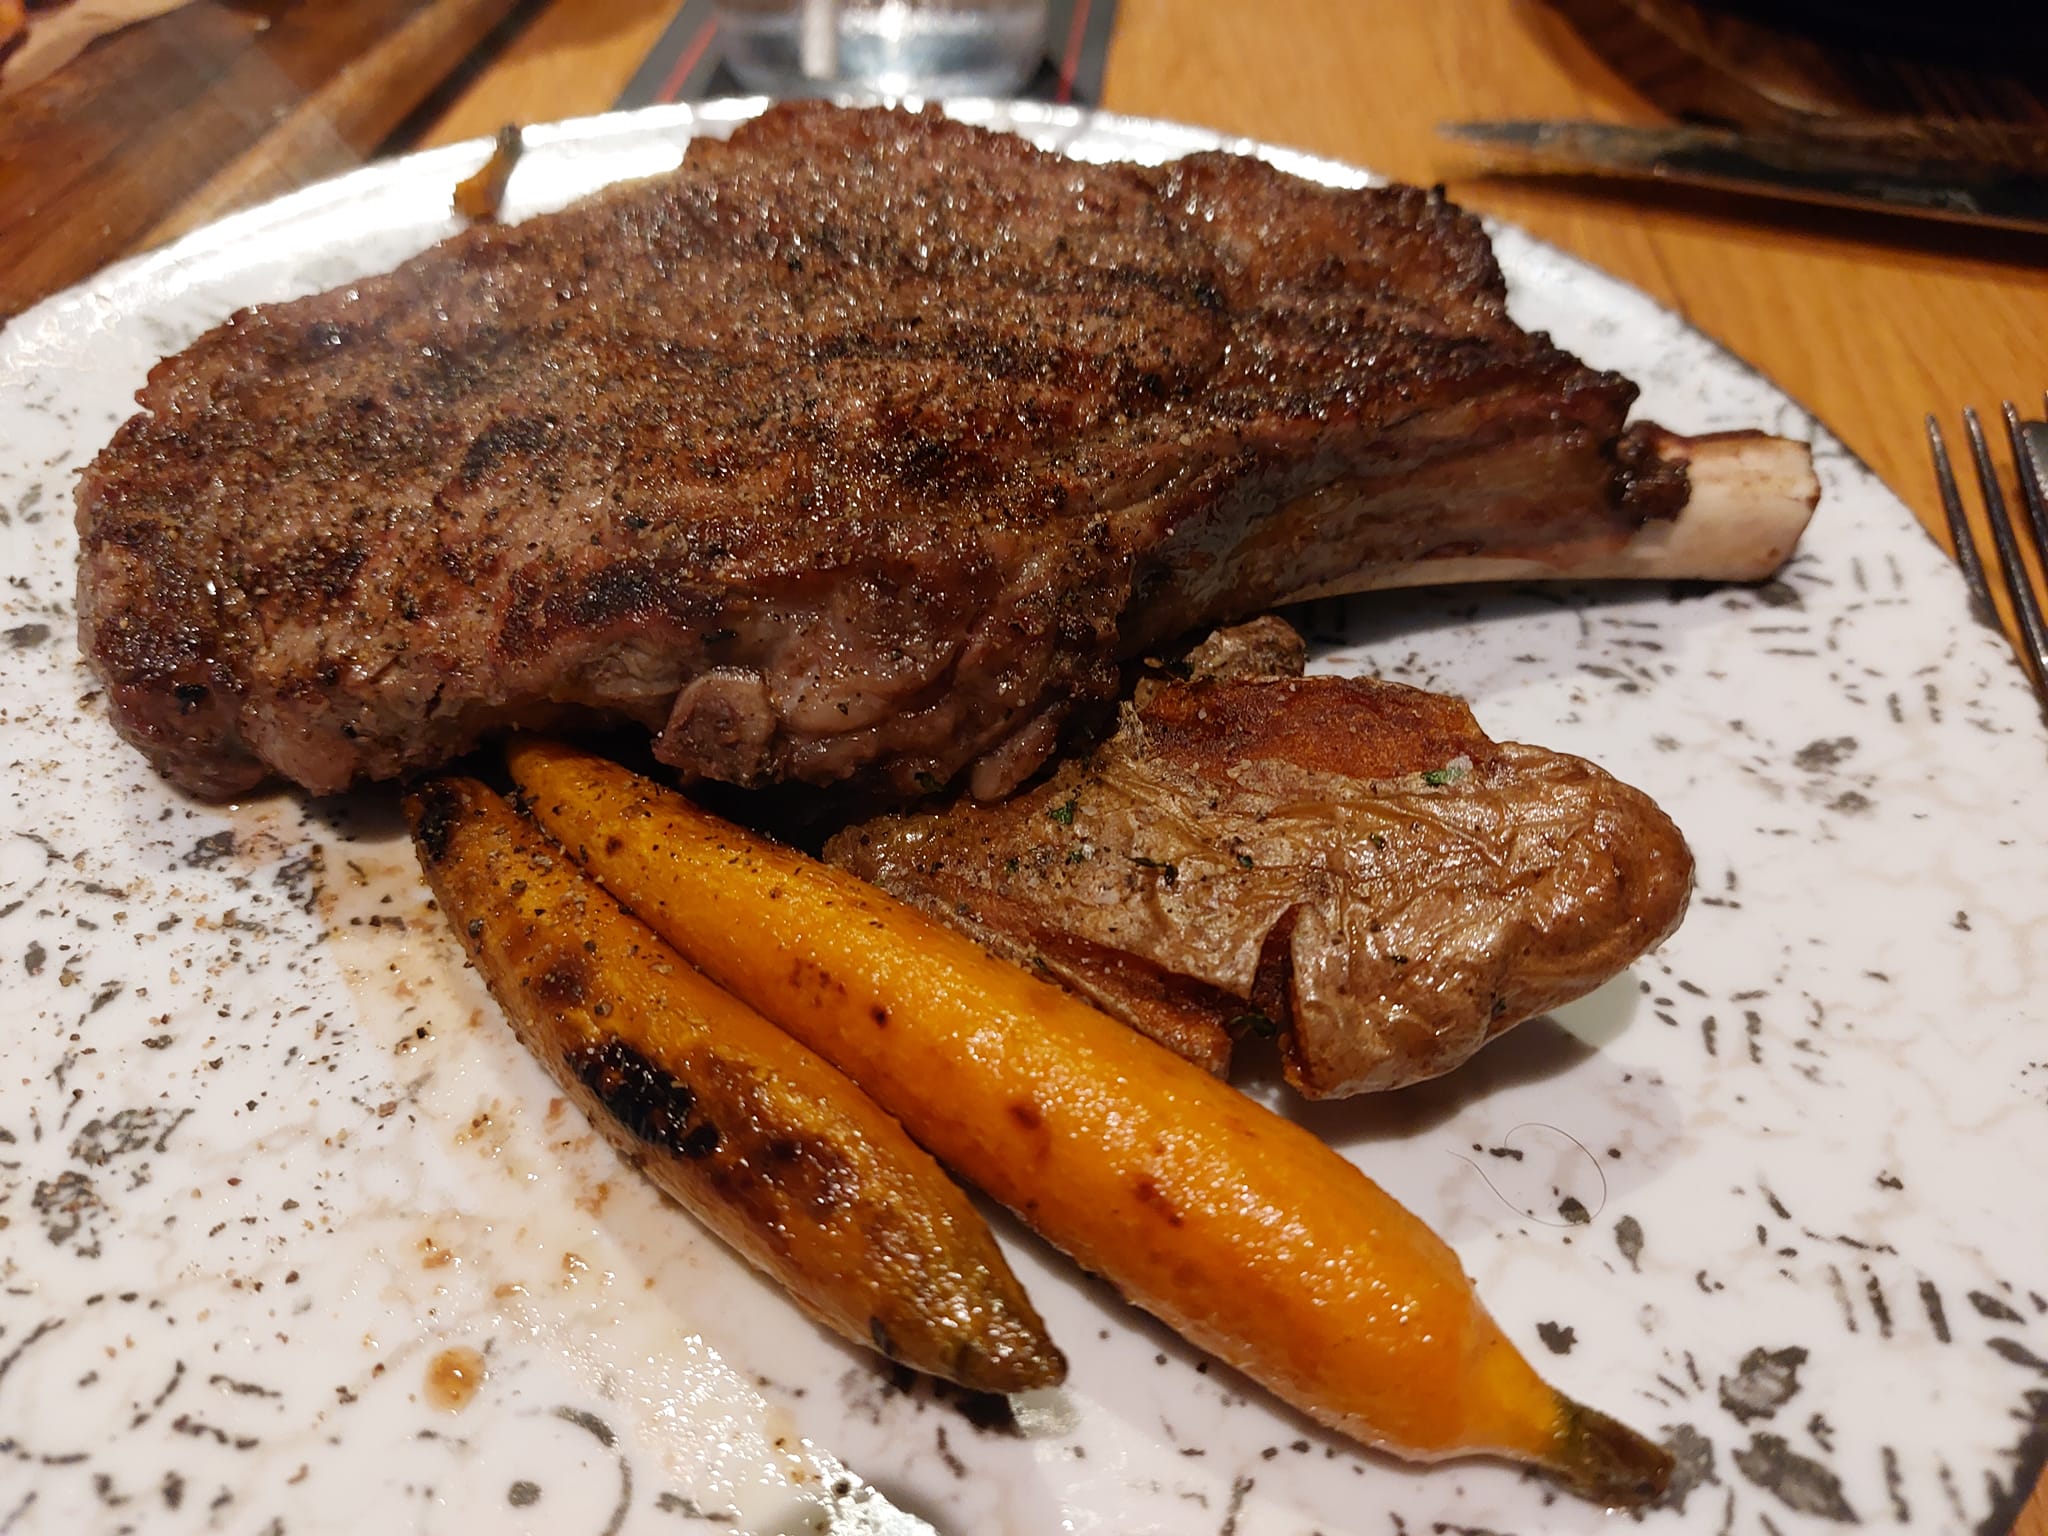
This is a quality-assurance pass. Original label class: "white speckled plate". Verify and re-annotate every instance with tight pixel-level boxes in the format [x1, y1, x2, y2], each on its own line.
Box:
[2, 100, 2045, 1536]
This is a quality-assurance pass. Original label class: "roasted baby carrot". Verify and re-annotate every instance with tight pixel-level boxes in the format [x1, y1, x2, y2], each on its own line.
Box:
[506, 738, 1671, 1504]
[404, 775, 1064, 1394]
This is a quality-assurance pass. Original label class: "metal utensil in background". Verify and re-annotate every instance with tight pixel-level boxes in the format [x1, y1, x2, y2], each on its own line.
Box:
[1927, 397, 2048, 703]
[1441, 120, 2048, 234]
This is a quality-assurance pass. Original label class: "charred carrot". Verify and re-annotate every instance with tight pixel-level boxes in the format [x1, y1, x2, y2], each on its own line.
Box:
[404, 775, 1063, 1394]
[506, 738, 1671, 1504]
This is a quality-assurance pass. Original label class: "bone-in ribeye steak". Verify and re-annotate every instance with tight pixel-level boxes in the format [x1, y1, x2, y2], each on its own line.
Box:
[77, 102, 1698, 802]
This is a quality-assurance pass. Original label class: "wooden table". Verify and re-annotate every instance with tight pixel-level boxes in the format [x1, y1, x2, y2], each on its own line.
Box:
[7, 1, 2043, 1527]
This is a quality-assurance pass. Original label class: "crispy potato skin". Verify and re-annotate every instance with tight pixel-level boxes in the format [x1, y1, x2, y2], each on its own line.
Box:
[828, 660, 1694, 1096]
[506, 739, 1671, 1504]
[404, 775, 1063, 1394]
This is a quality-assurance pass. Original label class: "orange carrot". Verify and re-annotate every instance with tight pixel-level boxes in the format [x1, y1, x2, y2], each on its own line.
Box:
[507, 738, 1671, 1504]
[405, 774, 1063, 1394]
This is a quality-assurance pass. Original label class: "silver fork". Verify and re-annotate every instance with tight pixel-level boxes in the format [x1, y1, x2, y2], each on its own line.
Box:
[1926, 396, 2048, 700]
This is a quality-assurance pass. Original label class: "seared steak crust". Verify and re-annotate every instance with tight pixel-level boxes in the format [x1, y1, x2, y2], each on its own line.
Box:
[77, 103, 1683, 801]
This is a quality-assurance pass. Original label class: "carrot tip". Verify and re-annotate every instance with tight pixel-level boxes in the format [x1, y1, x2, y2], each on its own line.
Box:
[1544, 1398, 1674, 1508]
[952, 1333, 1069, 1395]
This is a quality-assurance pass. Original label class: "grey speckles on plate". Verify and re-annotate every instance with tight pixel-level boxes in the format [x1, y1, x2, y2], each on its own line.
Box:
[2, 100, 2046, 1535]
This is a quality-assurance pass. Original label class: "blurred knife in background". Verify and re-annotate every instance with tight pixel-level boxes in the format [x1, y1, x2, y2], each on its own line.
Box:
[1442, 119, 2048, 234]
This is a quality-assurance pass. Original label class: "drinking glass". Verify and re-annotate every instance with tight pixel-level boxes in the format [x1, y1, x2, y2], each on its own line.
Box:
[714, 0, 1049, 98]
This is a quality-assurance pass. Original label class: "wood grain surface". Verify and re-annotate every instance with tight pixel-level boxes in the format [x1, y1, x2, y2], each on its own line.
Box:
[3, 1, 2041, 1526]
[147, 0, 526, 244]
[0, 0, 521, 318]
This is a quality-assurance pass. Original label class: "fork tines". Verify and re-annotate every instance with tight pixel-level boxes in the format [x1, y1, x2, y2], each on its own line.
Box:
[1927, 394, 2048, 699]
